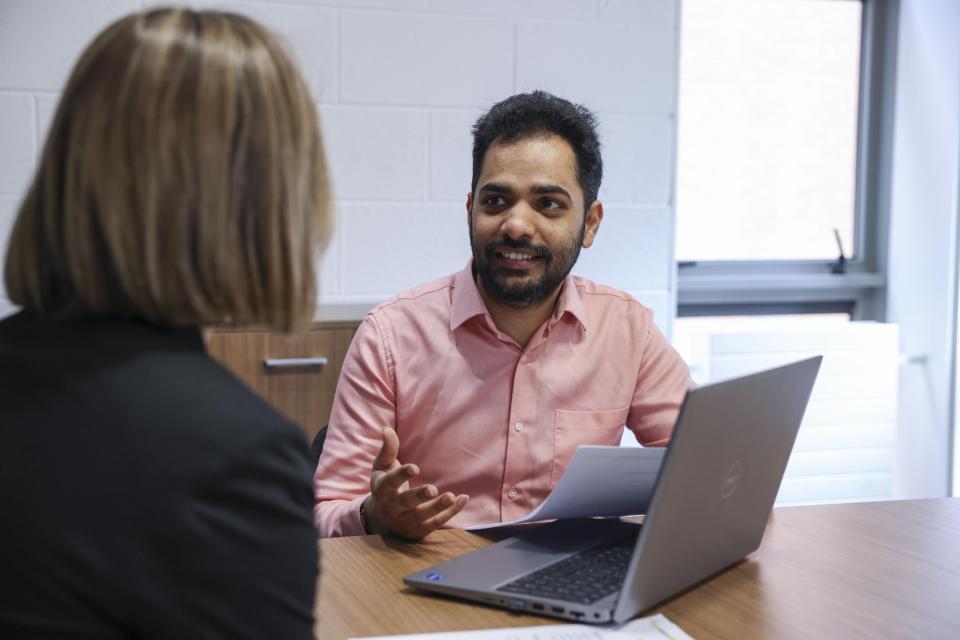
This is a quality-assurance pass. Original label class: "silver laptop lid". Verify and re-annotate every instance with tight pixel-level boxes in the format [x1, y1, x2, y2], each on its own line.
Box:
[613, 356, 822, 622]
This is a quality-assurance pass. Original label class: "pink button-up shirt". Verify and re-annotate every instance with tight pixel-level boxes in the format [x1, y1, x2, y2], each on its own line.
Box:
[314, 263, 692, 537]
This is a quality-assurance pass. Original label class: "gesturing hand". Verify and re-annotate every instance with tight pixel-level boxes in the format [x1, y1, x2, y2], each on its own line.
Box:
[362, 427, 469, 540]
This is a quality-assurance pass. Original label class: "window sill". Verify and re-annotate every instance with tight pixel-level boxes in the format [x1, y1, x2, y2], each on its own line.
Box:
[678, 272, 886, 306]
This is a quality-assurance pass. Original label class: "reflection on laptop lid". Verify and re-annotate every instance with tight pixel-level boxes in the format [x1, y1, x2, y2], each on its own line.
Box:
[405, 356, 822, 624]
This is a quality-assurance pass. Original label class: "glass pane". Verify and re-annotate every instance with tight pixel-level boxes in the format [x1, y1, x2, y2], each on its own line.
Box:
[676, 0, 863, 262]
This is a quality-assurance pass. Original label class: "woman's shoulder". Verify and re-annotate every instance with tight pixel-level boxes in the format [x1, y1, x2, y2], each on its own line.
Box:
[0, 312, 307, 481]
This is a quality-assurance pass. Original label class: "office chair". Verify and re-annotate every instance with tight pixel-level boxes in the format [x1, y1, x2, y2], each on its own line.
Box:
[310, 425, 328, 468]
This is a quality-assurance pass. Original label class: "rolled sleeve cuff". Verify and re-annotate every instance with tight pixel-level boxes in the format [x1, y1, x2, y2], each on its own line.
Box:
[314, 495, 369, 537]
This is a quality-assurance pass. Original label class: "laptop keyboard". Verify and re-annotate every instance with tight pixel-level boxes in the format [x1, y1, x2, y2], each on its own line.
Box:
[495, 534, 636, 605]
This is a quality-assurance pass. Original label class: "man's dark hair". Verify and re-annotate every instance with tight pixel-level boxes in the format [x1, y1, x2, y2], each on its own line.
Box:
[471, 91, 603, 211]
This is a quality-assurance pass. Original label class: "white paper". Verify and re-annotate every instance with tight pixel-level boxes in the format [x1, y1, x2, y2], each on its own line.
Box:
[349, 613, 693, 640]
[466, 446, 664, 532]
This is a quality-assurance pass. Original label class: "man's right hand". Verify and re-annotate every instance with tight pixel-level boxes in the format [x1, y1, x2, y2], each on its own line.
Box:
[363, 427, 469, 540]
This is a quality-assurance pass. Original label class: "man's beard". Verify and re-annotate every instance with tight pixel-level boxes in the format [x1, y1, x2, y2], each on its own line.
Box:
[471, 225, 585, 309]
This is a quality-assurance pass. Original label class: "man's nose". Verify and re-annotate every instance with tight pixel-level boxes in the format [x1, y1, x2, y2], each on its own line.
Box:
[501, 204, 536, 241]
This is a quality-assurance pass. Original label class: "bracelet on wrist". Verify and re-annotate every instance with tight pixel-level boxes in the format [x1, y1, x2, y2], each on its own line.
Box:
[359, 498, 370, 534]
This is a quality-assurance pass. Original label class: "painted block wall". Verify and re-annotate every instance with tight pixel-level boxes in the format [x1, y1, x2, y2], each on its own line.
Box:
[0, 0, 680, 331]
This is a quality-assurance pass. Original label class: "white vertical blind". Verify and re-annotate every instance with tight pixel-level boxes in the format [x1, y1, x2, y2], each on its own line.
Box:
[671, 320, 899, 505]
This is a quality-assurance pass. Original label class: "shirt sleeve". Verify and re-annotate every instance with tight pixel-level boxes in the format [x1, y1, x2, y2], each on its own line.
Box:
[168, 425, 318, 640]
[313, 315, 397, 537]
[627, 312, 694, 446]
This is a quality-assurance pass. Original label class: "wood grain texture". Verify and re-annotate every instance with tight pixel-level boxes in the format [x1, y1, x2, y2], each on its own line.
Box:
[204, 322, 360, 440]
[315, 498, 960, 640]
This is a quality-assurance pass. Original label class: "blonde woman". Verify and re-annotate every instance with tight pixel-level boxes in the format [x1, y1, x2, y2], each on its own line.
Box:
[0, 8, 329, 638]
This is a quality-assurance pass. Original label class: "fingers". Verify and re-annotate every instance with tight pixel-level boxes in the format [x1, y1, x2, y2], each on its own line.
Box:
[412, 492, 466, 521]
[409, 494, 470, 538]
[372, 462, 420, 499]
[364, 427, 469, 540]
[371, 427, 400, 472]
[390, 483, 438, 511]
[373, 487, 470, 541]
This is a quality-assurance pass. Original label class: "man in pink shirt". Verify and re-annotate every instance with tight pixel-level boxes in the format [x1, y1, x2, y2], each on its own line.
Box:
[315, 91, 692, 539]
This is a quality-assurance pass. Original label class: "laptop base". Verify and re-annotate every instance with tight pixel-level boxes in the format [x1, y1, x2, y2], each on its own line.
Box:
[405, 518, 641, 624]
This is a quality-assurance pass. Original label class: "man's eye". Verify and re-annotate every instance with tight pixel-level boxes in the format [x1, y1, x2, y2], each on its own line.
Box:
[540, 198, 561, 209]
[483, 196, 506, 206]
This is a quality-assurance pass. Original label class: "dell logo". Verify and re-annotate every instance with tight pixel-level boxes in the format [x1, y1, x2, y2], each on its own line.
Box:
[425, 572, 444, 581]
[721, 460, 743, 499]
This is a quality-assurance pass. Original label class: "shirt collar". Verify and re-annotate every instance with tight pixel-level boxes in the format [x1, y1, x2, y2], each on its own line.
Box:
[553, 274, 588, 332]
[450, 261, 490, 331]
[450, 261, 588, 333]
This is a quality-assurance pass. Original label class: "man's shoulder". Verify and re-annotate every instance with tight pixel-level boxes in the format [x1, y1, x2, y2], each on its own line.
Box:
[572, 276, 652, 318]
[366, 272, 458, 323]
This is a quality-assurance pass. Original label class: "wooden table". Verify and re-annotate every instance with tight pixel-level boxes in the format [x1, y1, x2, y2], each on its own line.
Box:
[316, 498, 960, 639]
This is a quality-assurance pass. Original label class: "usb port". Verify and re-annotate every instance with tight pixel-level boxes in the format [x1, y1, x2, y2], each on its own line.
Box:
[570, 611, 585, 618]
[550, 606, 565, 614]
[532, 603, 544, 611]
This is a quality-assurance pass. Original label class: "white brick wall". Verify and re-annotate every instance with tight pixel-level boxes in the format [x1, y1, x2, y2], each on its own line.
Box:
[516, 20, 676, 114]
[0, 196, 18, 266]
[0, 0, 680, 331]
[428, 109, 481, 201]
[202, 1, 339, 100]
[0, 0, 140, 91]
[338, 202, 470, 295]
[320, 106, 430, 201]
[0, 95, 35, 194]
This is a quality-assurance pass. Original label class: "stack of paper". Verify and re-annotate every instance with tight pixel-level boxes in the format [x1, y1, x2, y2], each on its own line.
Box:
[466, 446, 665, 531]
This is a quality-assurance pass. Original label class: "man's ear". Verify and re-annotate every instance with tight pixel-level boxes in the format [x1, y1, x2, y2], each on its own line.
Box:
[466, 192, 474, 227]
[581, 200, 604, 249]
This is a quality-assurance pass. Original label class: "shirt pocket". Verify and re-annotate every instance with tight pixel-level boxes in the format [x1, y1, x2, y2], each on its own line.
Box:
[550, 407, 630, 488]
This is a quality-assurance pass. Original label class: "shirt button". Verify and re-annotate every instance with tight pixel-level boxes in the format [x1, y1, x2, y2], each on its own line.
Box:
[507, 488, 518, 499]
[514, 422, 524, 432]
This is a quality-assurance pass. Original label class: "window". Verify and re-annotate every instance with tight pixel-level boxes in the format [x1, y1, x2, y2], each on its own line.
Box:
[673, 1, 902, 505]
[675, 0, 896, 320]
[677, 0, 862, 262]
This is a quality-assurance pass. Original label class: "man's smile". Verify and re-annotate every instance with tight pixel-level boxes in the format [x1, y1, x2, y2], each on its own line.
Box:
[492, 248, 543, 271]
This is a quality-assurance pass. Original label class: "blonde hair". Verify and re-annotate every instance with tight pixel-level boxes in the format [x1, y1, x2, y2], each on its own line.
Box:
[4, 7, 330, 332]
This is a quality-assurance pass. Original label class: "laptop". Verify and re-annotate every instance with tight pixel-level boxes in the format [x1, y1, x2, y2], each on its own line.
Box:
[405, 356, 822, 624]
